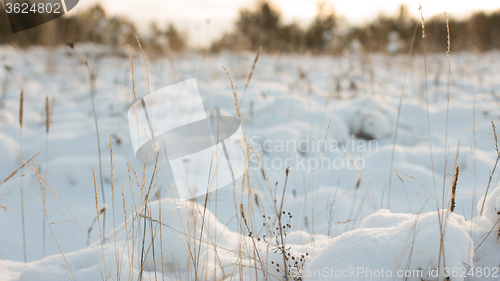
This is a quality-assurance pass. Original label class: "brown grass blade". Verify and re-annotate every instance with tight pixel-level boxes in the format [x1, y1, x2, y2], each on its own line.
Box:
[19, 89, 24, 128]
[45, 95, 50, 134]
[0, 152, 40, 187]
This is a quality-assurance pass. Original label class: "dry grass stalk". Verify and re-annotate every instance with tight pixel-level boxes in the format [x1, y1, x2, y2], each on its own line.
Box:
[69, 42, 107, 240]
[480, 121, 500, 215]
[276, 167, 290, 281]
[419, 4, 426, 39]
[45, 96, 50, 133]
[134, 34, 150, 95]
[18, 154, 112, 278]
[19, 89, 27, 263]
[418, 2, 437, 199]
[223, 66, 272, 278]
[450, 166, 459, 213]
[493, 121, 498, 153]
[31, 160, 77, 281]
[386, 22, 419, 209]
[419, 5, 446, 271]
[240, 46, 262, 105]
[19, 89, 24, 128]
[0, 152, 40, 187]
[121, 184, 128, 233]
[128, 45, 136, 101]
[445, 12, 451, 63]
[139, 154, 159, 281]
[127, 45, 141, 158]
[441, 11, 452, 210]
[43, 95, 50, 258]
[93, 166, 108, 275]
[0, 152, 39, 212]
[477, 96, 500, 107]
[246, 46, 261, 91]
[109, 134, 120, 280]
[223, 66, 248, 149]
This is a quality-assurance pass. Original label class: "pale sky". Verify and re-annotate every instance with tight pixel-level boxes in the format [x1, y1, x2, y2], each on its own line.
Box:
[70, 0, 500, 47]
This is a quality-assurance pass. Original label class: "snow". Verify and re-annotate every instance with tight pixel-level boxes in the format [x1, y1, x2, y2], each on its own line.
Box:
[306, 210, 474, 280]
[1, 45, 500, 280]
[5, 189, 500, 281]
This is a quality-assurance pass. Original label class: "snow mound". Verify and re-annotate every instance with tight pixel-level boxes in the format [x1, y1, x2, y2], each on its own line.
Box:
[472, 185, 500, 273]
[15, 198, 237, 281]
[18, 244, 146, 281]
[11, 198, 320, 281]
[305, 209, 473, 280]
[8, 187, 500, 281]
[340, 99, 394, 140]
[117, 199, 240, 279]
[477, 184, 500, 226]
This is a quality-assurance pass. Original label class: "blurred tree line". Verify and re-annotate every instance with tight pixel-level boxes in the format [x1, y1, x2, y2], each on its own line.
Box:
[212, 1, 500, 54]
[0, 3, 186, 53]
[349, 5, 500, 54]
[1, 1, 500, 54]
[211, 1, 337, 53]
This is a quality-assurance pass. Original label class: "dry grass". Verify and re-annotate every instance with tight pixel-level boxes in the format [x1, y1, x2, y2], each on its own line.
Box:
[42, 95, 50, 258]
[19, 89, 24, 128]
[68, 42, 107, 242]
[19, 89, 27, 263]
[383, 20, 419, 209]
[0, 152, 40, 214]
[240, 46, 262, 105]
[450, 166, 459, 213]
[16, 154, 77, 280]
[480, 121, 500, 215]
[4, 13, 500, 281]
[93, 166, 108, 279]
[0, 152, 40, 187]
[45, 95, 50, 134]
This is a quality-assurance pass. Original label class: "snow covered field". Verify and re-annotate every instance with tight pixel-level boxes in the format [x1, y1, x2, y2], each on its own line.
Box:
[0, 44, 500, 280]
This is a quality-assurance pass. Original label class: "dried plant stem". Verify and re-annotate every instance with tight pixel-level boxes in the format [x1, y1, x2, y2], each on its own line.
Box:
[19, 90, 24, 127]
[240, 203, 265, 277]
[135, 34, 150, 95]
[240, 46, 262, 105]
[45, 95, 50, 134]
[93, 167, 107, 276]
[109, 134, 120, 280]
[387, 22, 418, 209]
[476, 216, 500, 254]
[71, 44, 106, 240]
[441, 11, 452, 210]
[19, 155, 111, 279]
[139, 154, 159, 281]
[19, 89, 27, 263]
[480, 122, 499, 215]
[0, 152, 40, 187]
[450, 166, 459, 213]
[245, 46, 261, 90]
[420, 3, 446, 274]
[33, 161, 76, 281]
[274, 168, 289, 281]
[419, 3, 437, 201]
[43, 95, 50, 258]
[127, 45, 144, 170]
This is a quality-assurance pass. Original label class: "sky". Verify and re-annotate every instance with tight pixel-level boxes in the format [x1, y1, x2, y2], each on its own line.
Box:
[70, 0, 500, 47]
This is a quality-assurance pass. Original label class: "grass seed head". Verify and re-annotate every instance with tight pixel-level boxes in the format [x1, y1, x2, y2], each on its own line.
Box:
[19, 89, 24, 128]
